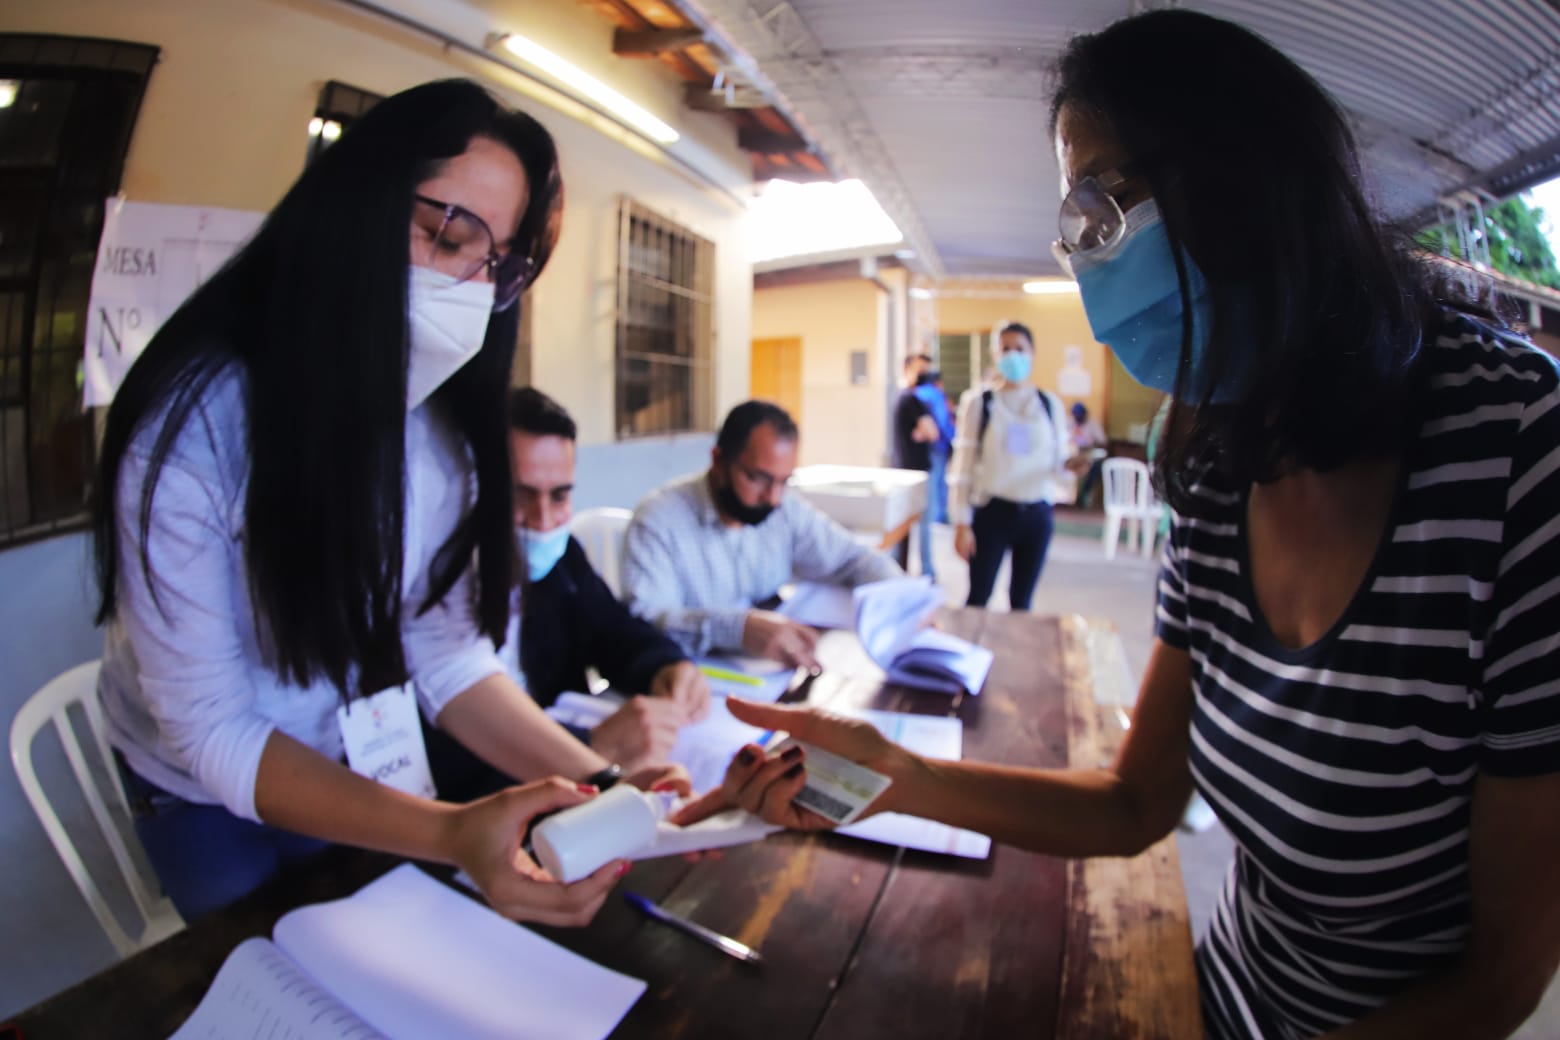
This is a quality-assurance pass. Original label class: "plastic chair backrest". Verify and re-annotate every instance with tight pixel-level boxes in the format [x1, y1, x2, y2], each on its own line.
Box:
[1102, 457, 1154, 513]
[569, 507, 634, 597]
[10, 661, 184, 957]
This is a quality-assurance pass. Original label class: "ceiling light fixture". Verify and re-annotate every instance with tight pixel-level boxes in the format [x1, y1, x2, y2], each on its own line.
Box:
[0, 81, 19, 108]
[1022, 279, 1079, 295]
[494, 33, 679, 145]
[908, 287, 934, 300]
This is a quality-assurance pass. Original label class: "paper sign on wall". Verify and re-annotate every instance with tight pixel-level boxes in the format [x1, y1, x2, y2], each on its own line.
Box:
[83, 198, 265, 406]
[1057, 343, 1092, 397]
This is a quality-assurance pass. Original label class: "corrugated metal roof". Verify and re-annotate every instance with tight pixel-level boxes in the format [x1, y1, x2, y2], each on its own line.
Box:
[700, 0, 1560, 277]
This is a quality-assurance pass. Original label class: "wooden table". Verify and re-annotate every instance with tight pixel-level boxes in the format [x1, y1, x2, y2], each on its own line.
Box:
[12, 613, 1200, 1039]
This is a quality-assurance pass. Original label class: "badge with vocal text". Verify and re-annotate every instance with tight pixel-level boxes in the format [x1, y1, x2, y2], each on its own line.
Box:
[337, 684, 437, 799]
[1005, 422, 1035, 456]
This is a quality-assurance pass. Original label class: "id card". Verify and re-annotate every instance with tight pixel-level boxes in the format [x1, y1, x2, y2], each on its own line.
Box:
[337, 684, 437, 799]
[770, 737, 892, 825]
[1005, 422, 1034, 456]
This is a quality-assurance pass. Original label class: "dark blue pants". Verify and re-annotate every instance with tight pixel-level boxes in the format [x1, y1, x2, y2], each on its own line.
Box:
[966, 497, 1054, 611]
[117, 754, 330, 920]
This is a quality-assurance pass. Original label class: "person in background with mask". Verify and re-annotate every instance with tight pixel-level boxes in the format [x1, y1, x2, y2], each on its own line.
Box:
[1065, 401, 1109, 508]
[914, 368, 956, 526]
[678, 10, 1560, 1038]
[946, 321, 1073, 610]
[621, 400, 903, 669]
[500, 387, 709, 771]
[92, 80, 684, 925]
[892, 352, 940, 579]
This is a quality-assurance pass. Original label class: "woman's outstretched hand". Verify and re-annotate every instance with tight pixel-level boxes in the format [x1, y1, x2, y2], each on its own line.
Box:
[669, 698, 915, 830]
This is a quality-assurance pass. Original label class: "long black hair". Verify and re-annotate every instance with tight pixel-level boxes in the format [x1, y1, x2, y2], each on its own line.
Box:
[93, 79, 563, 697]
[1050, 10, 1434, 509]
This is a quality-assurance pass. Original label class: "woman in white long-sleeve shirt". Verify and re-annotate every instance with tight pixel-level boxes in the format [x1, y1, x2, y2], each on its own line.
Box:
[947, 321, 1073, 610]
[91, 80, 682, 923]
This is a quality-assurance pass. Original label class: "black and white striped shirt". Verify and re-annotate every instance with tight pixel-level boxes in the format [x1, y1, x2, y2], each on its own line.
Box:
[1155, 311, 1560, 1038]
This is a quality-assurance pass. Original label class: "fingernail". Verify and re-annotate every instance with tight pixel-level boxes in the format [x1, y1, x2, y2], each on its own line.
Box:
[780, 745, 803, 763]
[616, 861, 631, 877]
[652, 780, 678, 792]
[736, 748, 756, 766]
[577, 783, 598, 794]
[783, 762, 803, 779]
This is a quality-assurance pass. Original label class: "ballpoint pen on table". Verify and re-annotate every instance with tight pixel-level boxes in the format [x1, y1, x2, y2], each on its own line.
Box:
[624, 892, 763, 965]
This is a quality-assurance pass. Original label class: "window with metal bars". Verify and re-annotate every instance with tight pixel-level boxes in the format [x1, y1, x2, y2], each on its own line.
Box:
[305, 79, 381, 164]
[0, 34, 157, 547]
[615, 199, 714, 438]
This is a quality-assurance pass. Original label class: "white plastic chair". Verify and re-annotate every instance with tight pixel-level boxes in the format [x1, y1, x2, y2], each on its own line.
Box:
[1101, 458, 1162, 560]
[10, 661, 184, 957]
[569, 507, 634, 597]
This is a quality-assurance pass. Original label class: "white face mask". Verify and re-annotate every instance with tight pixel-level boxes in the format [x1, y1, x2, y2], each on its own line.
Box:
[406, 265, 494, 409]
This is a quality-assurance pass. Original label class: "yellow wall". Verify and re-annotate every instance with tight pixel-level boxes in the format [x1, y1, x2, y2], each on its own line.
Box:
[934, 292, 1112, 429]
[751, 278, 890, 467]
[5, 0, 753, 445]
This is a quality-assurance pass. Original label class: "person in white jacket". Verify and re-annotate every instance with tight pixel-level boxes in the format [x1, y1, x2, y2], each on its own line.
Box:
[946, 321, 1073, 610]
[92, 80, 683, 922]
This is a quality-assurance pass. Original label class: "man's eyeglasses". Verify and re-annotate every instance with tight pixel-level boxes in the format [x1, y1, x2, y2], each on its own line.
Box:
[1052, 164, 1138, 266]
[412, 194, 535, 312]
[732, 458, 789, 495]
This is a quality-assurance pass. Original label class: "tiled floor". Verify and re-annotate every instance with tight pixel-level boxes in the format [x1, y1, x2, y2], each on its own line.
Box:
[5, 517, 1558, 1034]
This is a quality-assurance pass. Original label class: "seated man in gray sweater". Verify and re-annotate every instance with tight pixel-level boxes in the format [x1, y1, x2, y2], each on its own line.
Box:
[622, 400, 904, 670]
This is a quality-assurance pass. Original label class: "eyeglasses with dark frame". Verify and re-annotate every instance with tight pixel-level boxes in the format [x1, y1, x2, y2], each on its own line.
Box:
[412, 194, 536, 312]
[731, 458, 790, 495]
[1051, 163, 1140, 267]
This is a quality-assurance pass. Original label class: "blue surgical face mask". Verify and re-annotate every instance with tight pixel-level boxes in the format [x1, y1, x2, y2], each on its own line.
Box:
[519, 523, 570, 582]
[996, 350, 1032, 384]
[1069, 200, 1242, 403]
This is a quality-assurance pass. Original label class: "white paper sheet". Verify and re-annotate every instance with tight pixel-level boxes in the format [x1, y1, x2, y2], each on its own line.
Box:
[275, 865, 645, 1040]
[833, 709, 992, 859]
[777, 581, 857, 629]
[170, 937, 384, 1040]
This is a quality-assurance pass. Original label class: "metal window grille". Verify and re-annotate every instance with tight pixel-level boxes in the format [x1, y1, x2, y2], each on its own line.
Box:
[615, 198, 714, 438]
[0, 35, 158, 547]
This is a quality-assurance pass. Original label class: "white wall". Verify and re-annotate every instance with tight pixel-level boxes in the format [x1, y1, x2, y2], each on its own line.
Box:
[5, 0, 754, 447]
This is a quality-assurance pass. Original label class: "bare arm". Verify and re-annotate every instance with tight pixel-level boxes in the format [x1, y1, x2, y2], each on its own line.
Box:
[680, 638, 1197, 858]
[436, 671, 608, 782]
[253, 731, 623, 925]
[891, 639, 1195, 854]
[1320, 771, 1560, 1039]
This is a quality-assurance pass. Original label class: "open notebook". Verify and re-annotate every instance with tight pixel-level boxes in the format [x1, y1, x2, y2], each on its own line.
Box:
[854, 578, 994, 697]
[171, 864, 645, 1040]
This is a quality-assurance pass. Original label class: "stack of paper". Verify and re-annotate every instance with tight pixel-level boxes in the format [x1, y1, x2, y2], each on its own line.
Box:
[853, 578, 994, 697]
[173, 865, 644, 1040]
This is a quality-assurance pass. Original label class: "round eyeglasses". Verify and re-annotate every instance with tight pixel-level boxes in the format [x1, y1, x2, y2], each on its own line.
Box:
[412, 194, 535, 312]
[1053, 164, 1138, 261]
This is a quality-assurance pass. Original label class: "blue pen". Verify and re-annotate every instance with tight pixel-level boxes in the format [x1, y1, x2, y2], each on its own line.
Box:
[624, 892, 763, 964]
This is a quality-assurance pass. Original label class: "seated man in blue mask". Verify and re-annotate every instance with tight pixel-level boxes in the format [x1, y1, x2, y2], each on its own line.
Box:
[503, 388, 710, 772]
[622, 400, 904, 670]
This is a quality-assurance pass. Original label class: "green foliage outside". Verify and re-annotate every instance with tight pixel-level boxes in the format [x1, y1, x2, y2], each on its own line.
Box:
[1418, 193, 1560, 290]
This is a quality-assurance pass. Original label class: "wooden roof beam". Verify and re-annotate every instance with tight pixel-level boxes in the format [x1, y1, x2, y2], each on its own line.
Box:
[612, 28, 704, 57]
[738, 125, 808, 154]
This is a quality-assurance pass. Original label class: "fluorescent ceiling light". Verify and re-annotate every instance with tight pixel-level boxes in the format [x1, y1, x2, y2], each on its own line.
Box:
[1023, 279, 1079, 295]
[0, 81, 18, 108]
[908, 287, 934, 299]
[748, 179, 904, 263]
[497, 33, 679, 145]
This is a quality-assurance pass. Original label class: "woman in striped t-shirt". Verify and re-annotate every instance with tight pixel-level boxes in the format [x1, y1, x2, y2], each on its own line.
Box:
[680, 9, 1560, 1038]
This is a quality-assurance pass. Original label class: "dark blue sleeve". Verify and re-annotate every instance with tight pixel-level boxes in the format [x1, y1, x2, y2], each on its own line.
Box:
[569, 543, 687, 694]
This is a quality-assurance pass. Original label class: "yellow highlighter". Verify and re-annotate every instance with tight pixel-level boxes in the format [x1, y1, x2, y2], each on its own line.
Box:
[697, 664, 763, 687]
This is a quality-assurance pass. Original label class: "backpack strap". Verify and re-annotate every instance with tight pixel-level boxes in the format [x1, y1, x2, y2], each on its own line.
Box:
[978, 387, 1052, 454]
